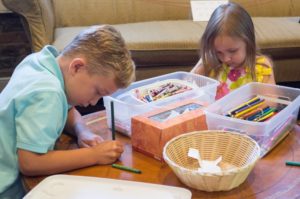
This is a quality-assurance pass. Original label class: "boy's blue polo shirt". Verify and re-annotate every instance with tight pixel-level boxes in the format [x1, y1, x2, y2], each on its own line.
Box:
[0, 45, 68, 197]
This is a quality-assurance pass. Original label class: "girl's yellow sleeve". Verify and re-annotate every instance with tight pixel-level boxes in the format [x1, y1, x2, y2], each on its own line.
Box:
[255, 56, 273, 82]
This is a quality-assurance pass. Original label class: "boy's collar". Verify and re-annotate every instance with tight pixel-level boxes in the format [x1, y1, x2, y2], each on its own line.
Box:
[37, 45, 65, 89]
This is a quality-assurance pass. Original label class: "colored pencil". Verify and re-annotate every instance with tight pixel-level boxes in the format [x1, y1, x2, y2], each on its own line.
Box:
[252, 107, 275, 121]
[242, 106, 269, 120]
[231, 98, 262, 115]
[227, 96, 259, 115]
[234, 101, 265, 118]
[233, 99, 265, 117]
[256, 111, 275, 122]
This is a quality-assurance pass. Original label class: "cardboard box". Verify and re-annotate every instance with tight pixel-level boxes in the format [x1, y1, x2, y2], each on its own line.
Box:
[131, 99, 208, 161]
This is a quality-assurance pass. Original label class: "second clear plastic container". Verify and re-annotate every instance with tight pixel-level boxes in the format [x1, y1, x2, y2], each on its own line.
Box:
[205, 82, 300, 156]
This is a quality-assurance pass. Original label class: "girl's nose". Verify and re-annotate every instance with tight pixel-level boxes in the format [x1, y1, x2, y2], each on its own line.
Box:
[223, 54, 231, 63]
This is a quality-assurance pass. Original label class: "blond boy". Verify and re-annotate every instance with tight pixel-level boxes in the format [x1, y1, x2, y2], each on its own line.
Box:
[0, 25, 135, 198]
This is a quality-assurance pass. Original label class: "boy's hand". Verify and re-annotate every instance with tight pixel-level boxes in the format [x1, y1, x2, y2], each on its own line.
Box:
[93, 140, 124, 164]
[77, 131, 104, 148]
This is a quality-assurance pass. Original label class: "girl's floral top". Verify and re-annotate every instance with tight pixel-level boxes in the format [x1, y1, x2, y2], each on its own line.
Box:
[210, 56, 273, 99]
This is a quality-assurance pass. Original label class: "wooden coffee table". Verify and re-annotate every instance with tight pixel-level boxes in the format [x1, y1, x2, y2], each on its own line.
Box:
[22, 111, 300, 199]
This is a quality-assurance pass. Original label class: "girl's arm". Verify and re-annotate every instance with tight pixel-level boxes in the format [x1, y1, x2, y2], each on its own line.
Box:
[191, 59, 205, 75]
[262, 58, 276, 84]
[18, 140, 124, 176]
[263, 70, 276, 84]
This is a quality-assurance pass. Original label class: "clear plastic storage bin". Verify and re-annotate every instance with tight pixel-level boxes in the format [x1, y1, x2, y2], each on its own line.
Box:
[104, 72, 219, 136]
[205, 82, 300, 156]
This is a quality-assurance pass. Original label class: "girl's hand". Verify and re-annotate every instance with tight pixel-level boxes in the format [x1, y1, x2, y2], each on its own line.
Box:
[77, 130, 104, 148]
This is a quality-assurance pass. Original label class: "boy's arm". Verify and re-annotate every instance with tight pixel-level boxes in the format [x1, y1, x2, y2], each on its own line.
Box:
[191, 59, 205, 75]
[64, 107, 103, 147]
[18, 140, 123, 176]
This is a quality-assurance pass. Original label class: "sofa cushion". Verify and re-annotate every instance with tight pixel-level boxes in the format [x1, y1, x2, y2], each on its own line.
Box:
[233, 0, 300, 16]
[53, 20, 205, 67]
[52, 0, 300, 27]
[255, 17, 300, 49]
[53, 17, 300, 67]
[52, 0, 191, 27]
[53, 20, 205, 51]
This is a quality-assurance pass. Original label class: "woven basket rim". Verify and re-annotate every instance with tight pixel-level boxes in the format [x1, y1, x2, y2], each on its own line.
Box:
[163, 130, 261, 176]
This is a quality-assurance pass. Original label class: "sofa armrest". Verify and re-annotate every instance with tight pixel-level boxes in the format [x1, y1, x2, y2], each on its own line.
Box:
[2, 0, 55, 52]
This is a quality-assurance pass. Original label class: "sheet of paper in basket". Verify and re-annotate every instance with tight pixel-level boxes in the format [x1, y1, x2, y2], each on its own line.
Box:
[24, 175, 192, 199]
[190, 0, 228, 21]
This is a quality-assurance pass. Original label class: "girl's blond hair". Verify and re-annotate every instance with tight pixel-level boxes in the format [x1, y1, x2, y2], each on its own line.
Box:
[200, 2, 257, 80]
[61, 25, 135, 88]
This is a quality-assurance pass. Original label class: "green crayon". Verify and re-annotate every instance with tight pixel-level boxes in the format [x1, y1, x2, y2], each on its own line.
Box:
[112, 163, 142, 174]
[285, 161, 300, 167]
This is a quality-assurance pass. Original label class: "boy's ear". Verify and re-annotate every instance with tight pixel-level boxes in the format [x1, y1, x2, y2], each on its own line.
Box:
[69, 58, 87, 75]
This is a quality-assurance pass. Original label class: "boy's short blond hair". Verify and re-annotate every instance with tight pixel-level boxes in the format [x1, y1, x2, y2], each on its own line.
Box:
[61, 25, 135, 88]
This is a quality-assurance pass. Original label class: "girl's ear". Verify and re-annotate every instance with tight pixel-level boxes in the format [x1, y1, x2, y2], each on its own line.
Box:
[69, 58, 87, 75]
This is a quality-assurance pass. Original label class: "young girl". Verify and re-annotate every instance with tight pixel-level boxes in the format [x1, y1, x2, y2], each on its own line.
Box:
[191, 2, 275, 99]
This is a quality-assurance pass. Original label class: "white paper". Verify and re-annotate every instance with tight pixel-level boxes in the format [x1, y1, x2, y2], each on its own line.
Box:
[166, 110, 180, 120]
[198, 157, 222, 173]
[190, 0, 228, 21]
[188, 148, 222, 174]
[188, 148, 202, 169]
[188, 148, 201, 161]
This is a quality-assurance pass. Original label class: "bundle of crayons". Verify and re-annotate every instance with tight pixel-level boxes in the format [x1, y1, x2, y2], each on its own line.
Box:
[225, 96, 279, 122]
[135, 82, 192, 103]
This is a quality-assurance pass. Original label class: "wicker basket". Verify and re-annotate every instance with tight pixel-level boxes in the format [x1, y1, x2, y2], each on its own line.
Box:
[163, 130, 260, 192]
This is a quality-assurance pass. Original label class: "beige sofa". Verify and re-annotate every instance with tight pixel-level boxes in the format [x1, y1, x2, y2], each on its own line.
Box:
[2, 0, 300, 83]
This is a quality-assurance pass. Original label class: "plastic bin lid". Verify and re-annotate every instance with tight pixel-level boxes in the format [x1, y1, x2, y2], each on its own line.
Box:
[24, 175, 192, 199]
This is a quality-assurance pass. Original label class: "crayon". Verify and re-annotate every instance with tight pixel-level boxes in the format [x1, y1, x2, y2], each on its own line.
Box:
[285, 161, 300, 167]
[112, 163, 142, 174]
